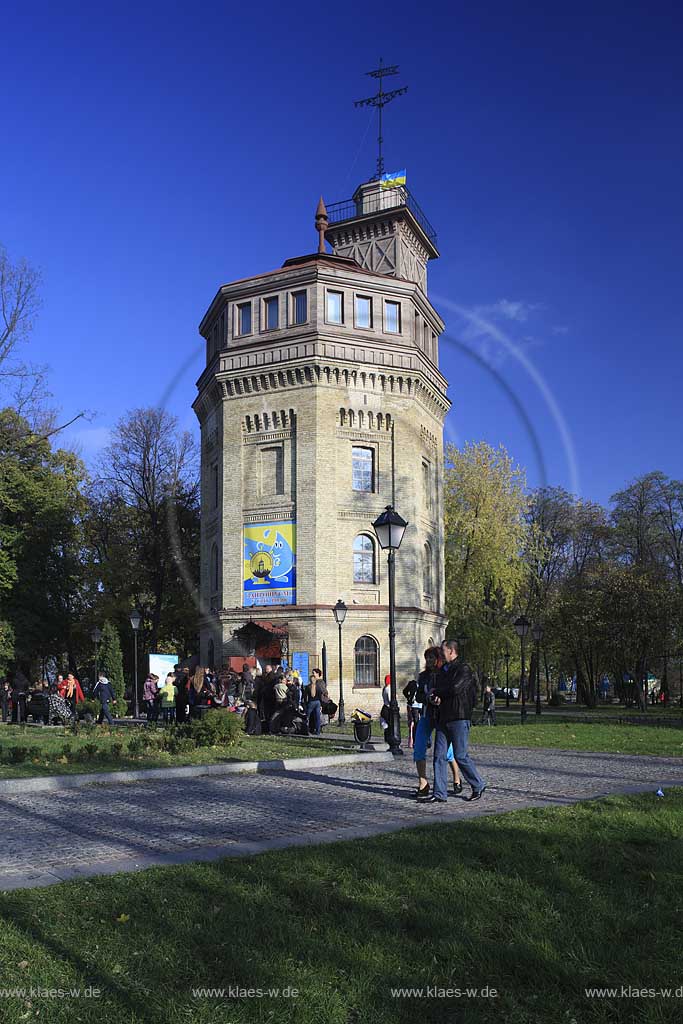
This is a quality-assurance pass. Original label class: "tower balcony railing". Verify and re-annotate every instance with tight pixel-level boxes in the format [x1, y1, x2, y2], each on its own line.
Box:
[326, 184, 437, 245]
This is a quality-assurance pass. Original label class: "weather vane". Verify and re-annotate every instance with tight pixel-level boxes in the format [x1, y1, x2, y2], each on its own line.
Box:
[355, 58, 407, 181]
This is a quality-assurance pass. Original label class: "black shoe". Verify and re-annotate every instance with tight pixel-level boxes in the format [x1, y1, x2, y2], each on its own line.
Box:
[453, 781, 463, 795]
[426, 795, 447, 803]
[467, 786, 487, 802]
[416, 783, 430, 801]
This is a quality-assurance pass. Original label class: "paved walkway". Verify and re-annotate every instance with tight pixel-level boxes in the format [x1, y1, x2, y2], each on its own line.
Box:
[2, 745, 682, 891]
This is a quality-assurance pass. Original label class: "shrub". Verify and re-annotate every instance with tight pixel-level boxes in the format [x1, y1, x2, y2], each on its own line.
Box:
[112, 698, 129, 719]
[109, 742, 125, 759]
[189, 710, 243, 748]
[166, 736, 197, 755]
[127, 735, 146, 757]
[78, 742, 100, 762]
[61, 743, 73, 758]
[78, 699, 99, 720]
[10, 746, 30, 763]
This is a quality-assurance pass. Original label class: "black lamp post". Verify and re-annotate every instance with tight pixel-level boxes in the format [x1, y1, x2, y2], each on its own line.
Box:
[372, 504, 408, 755]
[532, 623, 544, 716]
[333, 599, 347, 725]
[129, 609, 142, 719]
[514, 615, 531, 724]
[504, 644, 511, 708]
[91, 627, 102, 689]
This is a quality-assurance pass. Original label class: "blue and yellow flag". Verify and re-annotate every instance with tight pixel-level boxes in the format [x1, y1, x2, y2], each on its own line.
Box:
[379, 168, 406, 189]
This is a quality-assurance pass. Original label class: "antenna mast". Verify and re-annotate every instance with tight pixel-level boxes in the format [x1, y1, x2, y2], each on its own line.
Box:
[354, 58, 407, 180]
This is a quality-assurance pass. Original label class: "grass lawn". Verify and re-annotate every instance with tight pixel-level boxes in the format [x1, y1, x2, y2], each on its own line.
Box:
[468, 721, 683, 757]
[0, 725, 346, 779]
[327, 719, 683, 757]
[0, 790, 681, 1023]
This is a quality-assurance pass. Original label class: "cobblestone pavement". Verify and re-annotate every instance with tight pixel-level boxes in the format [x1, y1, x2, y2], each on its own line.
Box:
[2, 745, 682, 890]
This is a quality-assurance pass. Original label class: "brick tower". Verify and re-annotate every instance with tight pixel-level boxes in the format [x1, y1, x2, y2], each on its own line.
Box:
[194, 180, 450, 711]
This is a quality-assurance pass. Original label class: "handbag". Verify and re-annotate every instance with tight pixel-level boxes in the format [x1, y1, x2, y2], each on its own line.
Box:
[322, 699, 338, 719]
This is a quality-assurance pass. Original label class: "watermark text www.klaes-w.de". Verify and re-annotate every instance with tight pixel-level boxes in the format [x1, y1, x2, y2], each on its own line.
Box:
[192, 986, 299, 999]
[586, 986, 683, 999]
[0, 986, 101, 999]
[391, 985, 498, 1000]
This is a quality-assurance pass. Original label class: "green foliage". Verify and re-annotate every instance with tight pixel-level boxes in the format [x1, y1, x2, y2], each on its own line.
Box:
[99, 621, 124, 699]
[188, 709, 243, 747]
[444, 441, 528, 673]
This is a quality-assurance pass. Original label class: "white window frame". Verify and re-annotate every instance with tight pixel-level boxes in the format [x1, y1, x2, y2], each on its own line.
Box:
[384, 300, 401, 334]
[354, 294, 373, 330]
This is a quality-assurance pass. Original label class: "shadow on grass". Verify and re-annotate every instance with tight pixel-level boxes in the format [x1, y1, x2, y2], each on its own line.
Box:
[0, 792, 681, 1023]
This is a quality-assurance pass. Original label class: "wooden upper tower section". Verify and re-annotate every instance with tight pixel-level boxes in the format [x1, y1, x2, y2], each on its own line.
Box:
[324, 181, 439, 294]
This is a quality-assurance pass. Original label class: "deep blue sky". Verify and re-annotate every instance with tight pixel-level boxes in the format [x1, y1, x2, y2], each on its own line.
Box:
[2, 1, 681, 504]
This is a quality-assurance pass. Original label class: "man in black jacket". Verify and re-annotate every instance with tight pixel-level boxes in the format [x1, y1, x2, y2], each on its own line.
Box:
[427, 639, 486, 803]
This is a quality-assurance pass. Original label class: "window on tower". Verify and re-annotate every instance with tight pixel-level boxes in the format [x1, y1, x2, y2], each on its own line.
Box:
[385, 300, 401, 334]
[355, 295, 373, 329]
[326, 290, 344, 324]
[292, 290, 307, 325]
[352, 446, 374, 492]
[236, 302, 252, 336]
[353, 534, 376, 583]
[264, 296, 279, 331]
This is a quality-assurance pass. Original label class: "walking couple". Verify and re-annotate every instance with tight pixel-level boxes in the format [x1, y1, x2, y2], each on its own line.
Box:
[412, 639, 486, 804]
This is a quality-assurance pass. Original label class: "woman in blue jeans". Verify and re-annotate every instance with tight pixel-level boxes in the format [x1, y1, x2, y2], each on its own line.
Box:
[412, 647, 461, 801]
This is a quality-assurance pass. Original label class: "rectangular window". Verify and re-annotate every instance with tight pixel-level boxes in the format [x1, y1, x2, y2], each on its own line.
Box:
[327, 290, 344, 324]
[260, 446, 284, 496]
[355, 295, 372, 329]
[415, 310, 421, 346]
[385, 300, 401, 334]
[212, 464, 219, 508]
[292, 290, 307, 324]
[237, 302, 252, 336]
[422, 460, 433, 511]
[352, 446, 374, 492]
[264, 296, 279, 331]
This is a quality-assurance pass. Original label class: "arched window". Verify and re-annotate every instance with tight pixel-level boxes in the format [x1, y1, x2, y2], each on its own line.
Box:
[339, 408, 346, 427]
[207, 638, 215, 670]
[353, 534, 376, 584]
[354, 636, 379, 686]
[210, 543, 219, 593]
[423, 542, 433, 596]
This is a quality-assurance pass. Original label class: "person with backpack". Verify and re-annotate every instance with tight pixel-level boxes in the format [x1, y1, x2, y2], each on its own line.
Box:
[482, 685, 496, 726]
[93, 671, 115, 726]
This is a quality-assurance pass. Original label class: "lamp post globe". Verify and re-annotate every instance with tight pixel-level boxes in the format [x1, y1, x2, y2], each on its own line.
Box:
[532, 623, 544, 717]
[333, 599, 347, 724]
[129, 609, 141, 719]
[372, 505, 408, 755]
[514, 615, 531, 724]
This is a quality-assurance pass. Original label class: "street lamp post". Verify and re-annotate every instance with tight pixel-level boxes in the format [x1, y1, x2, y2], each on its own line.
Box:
[514, 615, 531, 724]
[91, 627, 102, 689]
[333, 599, 347, 725]
[504, 644, 511, 708]
[532, 623, 544, 716]
[372, 504, 408, 756]
[129, 610, 142, 719]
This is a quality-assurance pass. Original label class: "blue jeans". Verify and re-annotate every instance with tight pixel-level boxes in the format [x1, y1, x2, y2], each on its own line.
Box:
[413, 715, 454, 763]
[99, 700, 114, 726]
[307, 699, 322, 735]
[433, 720, 485, 800]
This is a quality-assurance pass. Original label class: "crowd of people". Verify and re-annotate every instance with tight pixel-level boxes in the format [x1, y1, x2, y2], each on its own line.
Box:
[139, 663, 337, 736]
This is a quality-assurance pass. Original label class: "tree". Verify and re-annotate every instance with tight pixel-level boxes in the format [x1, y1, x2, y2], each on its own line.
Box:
[98, 620, 124, 699]
[0, 244, 43, 412]
[0, 408, 88, 676]
[89, 408, 200, 660]
[443, 441, 529, 677]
